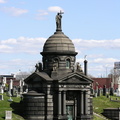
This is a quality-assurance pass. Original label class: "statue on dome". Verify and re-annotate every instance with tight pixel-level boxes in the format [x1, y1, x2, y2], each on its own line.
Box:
[56, 11, 64, 31]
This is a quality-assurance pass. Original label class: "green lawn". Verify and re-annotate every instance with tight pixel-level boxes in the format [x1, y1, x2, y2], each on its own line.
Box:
[1, 93, 120, 120]
[93, 95, 120, 114]
[0, 93, 25, 120]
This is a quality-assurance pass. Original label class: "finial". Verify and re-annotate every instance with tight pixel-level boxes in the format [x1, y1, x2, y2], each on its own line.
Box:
[56, 10, 64, 31]
[84, 55, 87, 60]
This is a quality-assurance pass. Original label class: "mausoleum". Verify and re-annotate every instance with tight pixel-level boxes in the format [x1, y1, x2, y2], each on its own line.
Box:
[22, 13, 93, 120]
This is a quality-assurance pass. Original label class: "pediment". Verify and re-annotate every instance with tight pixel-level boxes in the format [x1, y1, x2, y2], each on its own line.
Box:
[25, 72, 53, 84]
[59, 72, 93, 84]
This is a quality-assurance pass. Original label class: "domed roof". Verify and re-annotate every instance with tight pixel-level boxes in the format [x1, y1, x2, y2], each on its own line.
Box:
[41, 31, 77, 55]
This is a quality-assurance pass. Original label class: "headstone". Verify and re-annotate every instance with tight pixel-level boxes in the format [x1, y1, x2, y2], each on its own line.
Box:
[98, 89, 101, 96]
[95, 82, 99, 96]
[103, 85, 106, 96]
[9, 79, 13, 90]
[3, 77, 6, 87]
[117, 77, 120, 96]
[110, 88, 114, 96]
[0, 86, 3, 94]
[0, 95, 3, 100]
[20, 86, 23, 94]
[95, 92, 97, 97]
[1, 87, 3, 94]
[19, 80, 22, 87]
[5, 111, 12, 120]
[9, 79, 13, 96]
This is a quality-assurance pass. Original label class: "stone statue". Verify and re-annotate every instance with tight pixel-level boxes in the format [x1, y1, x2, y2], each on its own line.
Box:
[35, 62, 42, 72]
[53, 60, 58, 71]
[56, 11, 64, 30]
[76, 62, 83, 72]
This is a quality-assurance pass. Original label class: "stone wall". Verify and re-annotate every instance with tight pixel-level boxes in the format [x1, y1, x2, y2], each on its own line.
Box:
[103, 108, 120, 120]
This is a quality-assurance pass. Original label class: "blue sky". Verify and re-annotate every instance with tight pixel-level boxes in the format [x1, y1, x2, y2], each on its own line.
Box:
[0, 0, 120, 77]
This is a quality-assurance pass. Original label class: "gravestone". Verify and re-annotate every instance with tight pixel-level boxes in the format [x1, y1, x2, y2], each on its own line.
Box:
[94, 82, 99, 97]
[0, 87, 3, 94]
[103, 85, 106, 96]
[5, 111, 12, 120]
[110, 88, 114, 96]
[8, 79, 13, 96]
[11, 87, 17, 97]
[98, 89, 101, 96]
[3, 77, 6, 87]
[117, 77, 120, 96]
[0, 95, 3, 100]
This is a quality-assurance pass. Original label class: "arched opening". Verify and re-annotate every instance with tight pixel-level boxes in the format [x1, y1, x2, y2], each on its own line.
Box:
[54, 58, 59, 68]
[53, 58, 59, 71]
[66, 59, 70, 68]
[44, 59, 48, 69]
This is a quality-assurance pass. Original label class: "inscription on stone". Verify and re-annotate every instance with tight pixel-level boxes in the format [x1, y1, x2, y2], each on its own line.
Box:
[5, 111, 12, 120]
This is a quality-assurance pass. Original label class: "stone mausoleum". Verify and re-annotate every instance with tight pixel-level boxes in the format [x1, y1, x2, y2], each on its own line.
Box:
[22, 13, 93, 120]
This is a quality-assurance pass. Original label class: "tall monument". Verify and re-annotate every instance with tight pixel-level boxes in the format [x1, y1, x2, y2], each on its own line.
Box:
[22, 13, 93, 120]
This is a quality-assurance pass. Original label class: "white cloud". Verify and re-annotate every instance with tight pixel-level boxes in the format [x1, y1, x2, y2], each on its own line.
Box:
[35, 10, 48, 20]
[0, 45, 12, 53]
[1, 36, 120, 76]
[0, 37, 46, 54]
[48, 6, 64, 13]
[73, 38, 120, 49]
[0, 0, 7, 3]
[1, 38, 17, 44]
[1, 7, 28, 16]
[93, 58, 118, 63]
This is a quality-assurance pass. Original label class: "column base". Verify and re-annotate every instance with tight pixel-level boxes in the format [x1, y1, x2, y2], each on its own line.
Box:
[76, 115, 93, 120]
[53, 115, 68, 120]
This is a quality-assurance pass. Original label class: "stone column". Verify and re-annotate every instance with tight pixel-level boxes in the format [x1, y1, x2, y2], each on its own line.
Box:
[80, 91, 84, 115]
[58, 91, 62, 115]
[77, 91, 80, 116]
[84, 91, 88, 115]
[74, 98, 77, 119]
[63, 91, 66, 115]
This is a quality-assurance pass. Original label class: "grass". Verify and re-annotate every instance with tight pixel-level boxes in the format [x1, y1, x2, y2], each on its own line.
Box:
[1, 93, 120, 120]
[0, 93, 25, 120]
[93, 95, 120, 114]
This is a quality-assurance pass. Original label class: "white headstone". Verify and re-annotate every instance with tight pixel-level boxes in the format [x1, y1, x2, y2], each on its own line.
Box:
[3, 77, 6, 87]
[0, 95, 3, 100]
[19, 80, 22, 87]
[117, 76, 120, 96]
[9, 79, 13, 90]
[1, 87, 3, 94]
[5, 111, 12, 120]
[0, 86, 3, 94]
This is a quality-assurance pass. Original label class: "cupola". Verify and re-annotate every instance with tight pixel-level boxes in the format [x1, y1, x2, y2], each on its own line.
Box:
[40, 12, 77, 77]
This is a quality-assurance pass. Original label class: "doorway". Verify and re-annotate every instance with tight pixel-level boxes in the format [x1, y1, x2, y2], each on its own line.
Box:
[66, 105, 74, 120]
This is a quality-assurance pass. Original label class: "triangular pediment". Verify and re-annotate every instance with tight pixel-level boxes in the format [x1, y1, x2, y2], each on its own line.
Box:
[25, 72, 53, 84]
[59, 72, 93, 84]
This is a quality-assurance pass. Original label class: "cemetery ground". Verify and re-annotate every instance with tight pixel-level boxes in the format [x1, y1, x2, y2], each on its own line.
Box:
[0, 93, 24, 120]
[0, 93, 120, 120]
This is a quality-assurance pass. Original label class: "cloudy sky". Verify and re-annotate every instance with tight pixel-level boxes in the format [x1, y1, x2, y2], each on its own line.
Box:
[0, 0, 120, 77]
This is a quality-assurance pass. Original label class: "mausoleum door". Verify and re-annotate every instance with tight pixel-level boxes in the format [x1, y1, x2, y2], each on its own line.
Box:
[66, 91, 78, 120]
[66, 105, 74, 120]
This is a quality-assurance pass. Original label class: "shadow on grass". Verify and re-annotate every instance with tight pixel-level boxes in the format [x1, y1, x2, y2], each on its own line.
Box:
[10, 100, 25, 119]
[2, 117, 5, 120]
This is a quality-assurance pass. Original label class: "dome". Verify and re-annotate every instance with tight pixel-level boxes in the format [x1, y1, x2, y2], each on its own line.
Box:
[41, 31, 77, 55]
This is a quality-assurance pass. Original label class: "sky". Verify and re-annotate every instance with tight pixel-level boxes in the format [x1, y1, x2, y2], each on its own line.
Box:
[0, 0, 120, 77]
